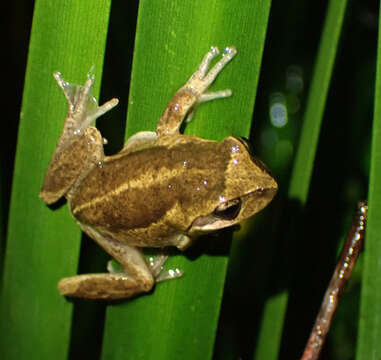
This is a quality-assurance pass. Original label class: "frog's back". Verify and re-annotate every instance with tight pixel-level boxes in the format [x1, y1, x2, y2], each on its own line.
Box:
[69, 136, 229, 246]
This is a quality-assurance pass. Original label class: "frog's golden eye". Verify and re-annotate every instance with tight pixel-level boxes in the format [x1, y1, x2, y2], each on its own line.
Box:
[213, 198, 242, 220]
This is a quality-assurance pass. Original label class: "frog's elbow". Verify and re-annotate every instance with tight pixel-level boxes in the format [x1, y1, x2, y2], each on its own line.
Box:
[39, 176, 68, 205]
[39, 188, 63, 205]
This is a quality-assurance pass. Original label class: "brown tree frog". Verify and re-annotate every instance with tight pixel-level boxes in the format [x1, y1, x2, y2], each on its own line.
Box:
[40, 46, 278, 300]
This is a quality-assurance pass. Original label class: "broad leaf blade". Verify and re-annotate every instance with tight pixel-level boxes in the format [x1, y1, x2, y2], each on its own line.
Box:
[0, 1, 111, 359]
[101, 1, 271, 359]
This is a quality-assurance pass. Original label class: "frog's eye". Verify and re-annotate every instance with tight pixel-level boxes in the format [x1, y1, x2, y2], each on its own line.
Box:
[213, 198, 242, 220]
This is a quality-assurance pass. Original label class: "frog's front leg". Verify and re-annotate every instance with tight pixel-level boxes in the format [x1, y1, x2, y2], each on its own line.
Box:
[157, 46, 237, 136]
[40, 72, 118, 204]
[57, 224, 181, 300]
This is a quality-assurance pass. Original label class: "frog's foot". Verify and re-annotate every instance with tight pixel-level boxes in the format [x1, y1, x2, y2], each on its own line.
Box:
[58, 256, 183, 300]
[59, 224, 183, 300]
[184, 87, 232, 124]
[157, 46, 237, 135]
[185, 46, 236, 99]
[147, 254, 183, 282]
[107, 254, 182, 284]
[53, 71, 119, 134]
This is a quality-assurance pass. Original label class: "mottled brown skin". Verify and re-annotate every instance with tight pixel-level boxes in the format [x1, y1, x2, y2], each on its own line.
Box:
[71, 135, 276, 249]
[58, 273, 151, 300]
[41, 127, 105, 204]
[40, 46, 278, 300]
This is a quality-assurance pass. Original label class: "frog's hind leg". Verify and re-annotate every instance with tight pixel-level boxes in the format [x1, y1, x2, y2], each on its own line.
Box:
[58, 224, 153, 300]
[57, 224, 180, 300]
[157, 46, 237, 136]
[58, 246, 154, 300]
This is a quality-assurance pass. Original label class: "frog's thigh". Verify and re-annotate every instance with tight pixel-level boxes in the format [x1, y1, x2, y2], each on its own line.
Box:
[58, 223, 155, 300]
[58, 272, 150, 300]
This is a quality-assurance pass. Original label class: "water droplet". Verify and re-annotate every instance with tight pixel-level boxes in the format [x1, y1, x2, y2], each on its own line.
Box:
[210, 46, 219, 55]
[269, 92, 288, 127]
[148, 257, 155, 266]
[231, 145, 240, 153]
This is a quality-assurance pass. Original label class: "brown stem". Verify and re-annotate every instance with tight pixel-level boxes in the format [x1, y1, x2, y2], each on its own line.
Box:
[301, 201, 367, 360]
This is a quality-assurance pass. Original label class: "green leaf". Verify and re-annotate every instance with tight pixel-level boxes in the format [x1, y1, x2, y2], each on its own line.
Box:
[356, 4, 381, 359]
[5, 1, 372, 359]
[254, 0, 348, 358]
[101, 1, 271, 359]
[0, 1, 111, 359]
[289, 0, 348, 203]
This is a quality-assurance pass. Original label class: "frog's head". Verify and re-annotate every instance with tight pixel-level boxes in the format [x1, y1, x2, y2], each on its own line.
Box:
[188, 136, 278, 236]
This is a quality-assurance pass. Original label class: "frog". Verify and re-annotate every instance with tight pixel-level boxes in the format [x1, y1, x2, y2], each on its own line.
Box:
[40, 46, 278, 300]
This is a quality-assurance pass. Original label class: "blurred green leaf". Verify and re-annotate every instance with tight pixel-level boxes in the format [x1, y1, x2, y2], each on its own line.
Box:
[289, 0, 348, 203]
[254, 1, 348, 358]
[357, 4, 381, 359]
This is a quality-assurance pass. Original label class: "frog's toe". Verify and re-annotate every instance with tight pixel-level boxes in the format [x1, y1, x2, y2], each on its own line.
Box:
[148, 254, 183, 282]
[199, 89, 232, 103]
[148, 254, 168, 276]
[184, 45, 237, 97]
[155, 267, 183, 282]
[53, 71, 119, 131]
[196, 46, 220, 78]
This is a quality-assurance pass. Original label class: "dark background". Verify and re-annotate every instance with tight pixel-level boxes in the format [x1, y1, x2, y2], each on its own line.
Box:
[2, 1, 379, 359]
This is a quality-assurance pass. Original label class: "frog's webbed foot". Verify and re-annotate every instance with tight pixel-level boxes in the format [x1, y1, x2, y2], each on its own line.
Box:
[53, 71, 119, 135]
[147, 254, 183, 282]
[157, 46, 237, 136]
[185, 46, 236, 100]
[107, 253, 183, 283]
